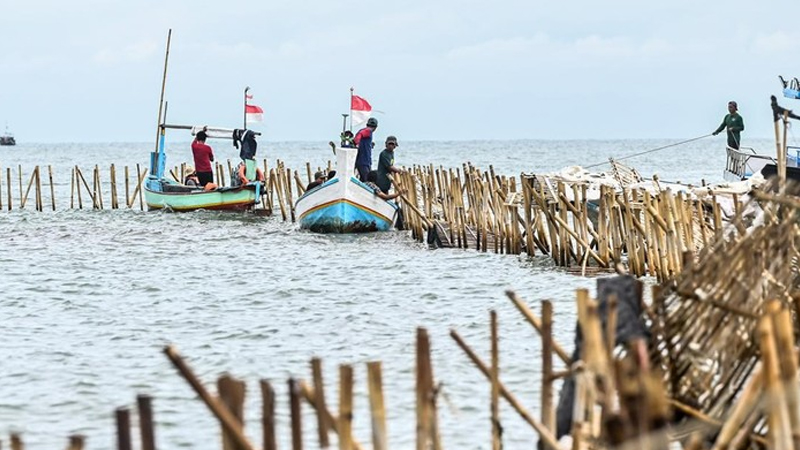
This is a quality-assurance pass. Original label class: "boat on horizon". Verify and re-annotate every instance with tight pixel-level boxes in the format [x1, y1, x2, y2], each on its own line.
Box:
[0, 125, 15, 146]
[294, 146, 400, 233]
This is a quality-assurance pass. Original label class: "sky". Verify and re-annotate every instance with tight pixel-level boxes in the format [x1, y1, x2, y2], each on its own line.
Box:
[2, 0, 800, 143]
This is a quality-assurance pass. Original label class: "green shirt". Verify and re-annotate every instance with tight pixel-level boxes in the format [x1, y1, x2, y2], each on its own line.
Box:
[376, 149, 394, 194]
[714, 112, 744, 148]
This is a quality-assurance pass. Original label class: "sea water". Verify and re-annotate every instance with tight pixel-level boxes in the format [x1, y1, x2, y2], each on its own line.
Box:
[0, 138, 776, 449]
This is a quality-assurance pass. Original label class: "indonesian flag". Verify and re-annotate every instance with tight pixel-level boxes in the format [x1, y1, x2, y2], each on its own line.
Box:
[350, 94, 372, 130]
[246, 93, 264, 123]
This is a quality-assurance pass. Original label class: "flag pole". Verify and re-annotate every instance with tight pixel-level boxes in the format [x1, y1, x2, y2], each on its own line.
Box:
[349, 87, 354, 132]
[154, 29, 172, 154]
[244, 86, 250, 130]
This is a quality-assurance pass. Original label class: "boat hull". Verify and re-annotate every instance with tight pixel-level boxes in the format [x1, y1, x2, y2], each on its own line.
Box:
[295, 173, 399, 233]
[144, 185, 259, 212]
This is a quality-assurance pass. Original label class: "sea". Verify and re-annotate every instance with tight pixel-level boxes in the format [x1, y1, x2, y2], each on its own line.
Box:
[0, 137, 777, 449]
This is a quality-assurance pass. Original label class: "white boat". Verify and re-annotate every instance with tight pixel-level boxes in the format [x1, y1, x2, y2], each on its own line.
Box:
[722, 145, 800, 181]
[294, 146, 400, 233]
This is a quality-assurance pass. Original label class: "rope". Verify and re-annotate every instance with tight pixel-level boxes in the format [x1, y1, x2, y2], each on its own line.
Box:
[583, 134, 714, 169]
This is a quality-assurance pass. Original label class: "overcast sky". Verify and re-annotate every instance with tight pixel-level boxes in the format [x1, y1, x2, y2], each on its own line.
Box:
[2, 0, 799, 143]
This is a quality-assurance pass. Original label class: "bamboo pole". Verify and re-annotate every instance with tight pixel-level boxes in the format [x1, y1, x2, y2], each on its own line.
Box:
[17, 164, 22, 208]
[218, 375, 247, 450]
[772, 307, 800, 449]
[491, 310, 502, 450]
[5, 167, 10, 210]
[163, 345, 256, 450]
[137, 395, 156, 450]
[110, 164, 118, 209]
[136, 164, 144, 210]
[124, 166, 130, 209]
[35, 166, 42, 211]
[10, 434, 22, 450]
[67, 435, 85, 450]
[367, 361, 388, 450]
[339, 365, 354, 450]
[709, 366, 763, 450]
[298, 382, 366, 450]
[116, 408, 132, 450]
[290, 377, 303, 450]
[311, 358, 330, 448]
[260, 380, 277, 450]
[48, 165, 55, 211]
[506, 291, 570, 364]
[20, 168, 36, 209]
[541, 300, 555, 438]
[758, 315, 792, 450]
[450, 330, 562, 450]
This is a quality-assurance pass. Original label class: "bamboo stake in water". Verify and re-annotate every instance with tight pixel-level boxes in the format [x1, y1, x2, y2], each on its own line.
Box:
[289, 377, 303, 450]
[5, 167, 10, 210]
[298, 382, 366, 450]
[11, 433, 23, 450]
[116, 407, 132, 450]
[339, 365, 354, 450]
[136, 164, 144, 210]
[35, 166, 42, 211]
[67, 435, 85, 450]
[110, 164, 118, 209]
[162, 345, 255, 450]
[490, 310, 502, 450]
[218, 375, 246, 450]
[367, 361, 388, 450]
[260, 380, 277, 450]
[0, 164, 4, 210]
[137, 395, 156, 450]
[450, 330, 562, 449]
[48, 165, 55, 211]
[311, 358, 330, 448]
[541, 300, 556, 438]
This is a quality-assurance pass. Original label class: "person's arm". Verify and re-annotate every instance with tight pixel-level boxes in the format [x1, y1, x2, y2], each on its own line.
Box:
[375, 188, 405, 201]
[713, 116, 727, 135]
[208, 145, 214, 162]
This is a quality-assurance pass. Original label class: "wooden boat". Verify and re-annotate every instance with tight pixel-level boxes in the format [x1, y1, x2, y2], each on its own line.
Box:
[0, 125, 15, 146]
[723, 89, 800, 182]
[143, 30, 264, 212]
[294, 146, 400, 233]
[144, 125, 264, 212]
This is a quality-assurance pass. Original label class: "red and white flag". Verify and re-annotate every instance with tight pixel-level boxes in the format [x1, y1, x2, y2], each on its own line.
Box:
[350, 93, 372, 129]
[246, 93, 264, 123]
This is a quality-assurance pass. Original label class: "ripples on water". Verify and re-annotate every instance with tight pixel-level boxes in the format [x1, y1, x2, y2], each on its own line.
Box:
[0, 139, 746, 448]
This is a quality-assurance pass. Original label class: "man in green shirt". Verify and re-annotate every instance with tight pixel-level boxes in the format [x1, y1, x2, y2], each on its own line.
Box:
[712, 101, 744, 149]
[376, 135, 406, 194]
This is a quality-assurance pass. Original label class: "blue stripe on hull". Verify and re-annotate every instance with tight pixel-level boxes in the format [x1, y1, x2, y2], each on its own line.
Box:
[300, 201, 393, 233]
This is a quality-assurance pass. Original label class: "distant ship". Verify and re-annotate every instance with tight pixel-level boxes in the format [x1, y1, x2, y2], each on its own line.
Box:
[0, 125, 15, 146]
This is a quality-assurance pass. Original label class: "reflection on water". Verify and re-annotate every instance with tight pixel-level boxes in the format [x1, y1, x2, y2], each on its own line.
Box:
[0, 139, 728, 448]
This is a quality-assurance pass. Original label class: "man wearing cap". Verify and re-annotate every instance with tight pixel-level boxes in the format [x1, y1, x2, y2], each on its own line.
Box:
[376, 135, 405, 194]
[305, 171, 327, 191]
[712, 101, 745, 150]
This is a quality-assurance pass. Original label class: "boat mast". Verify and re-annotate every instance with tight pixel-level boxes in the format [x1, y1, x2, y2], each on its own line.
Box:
[154, 29, 172, 154]
[244, 86, 250, 130]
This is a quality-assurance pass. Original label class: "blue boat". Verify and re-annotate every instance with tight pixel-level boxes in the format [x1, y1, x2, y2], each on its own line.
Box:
[294, 147, 400, 233]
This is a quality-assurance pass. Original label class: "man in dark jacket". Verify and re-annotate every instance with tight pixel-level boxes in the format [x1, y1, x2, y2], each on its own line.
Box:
[354, 117, 378, 181]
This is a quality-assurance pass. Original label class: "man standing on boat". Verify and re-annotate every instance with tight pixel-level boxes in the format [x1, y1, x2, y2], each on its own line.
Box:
[712, 101, 744, 150]
[191, 130, 215, 187]
[377, 135, 405, 194]
[354, 117, 378, 181]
